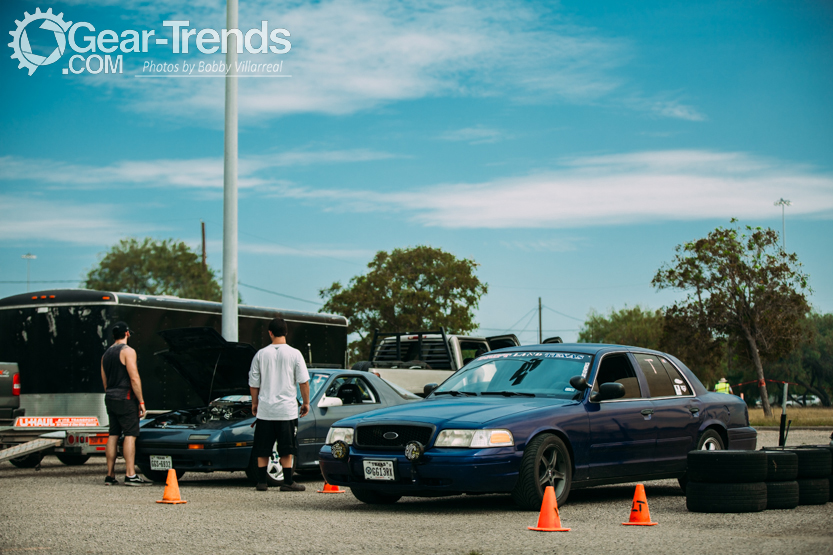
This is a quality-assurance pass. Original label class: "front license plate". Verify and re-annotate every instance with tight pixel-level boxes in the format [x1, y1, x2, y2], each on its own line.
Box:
[149, 455, 172, 471]
[363, 460, 395, 481]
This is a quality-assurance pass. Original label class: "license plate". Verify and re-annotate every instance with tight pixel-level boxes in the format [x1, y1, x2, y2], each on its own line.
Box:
[150, 455, 172, 471]
[363, 460, 395, 481]
[88, 435, 108, 446]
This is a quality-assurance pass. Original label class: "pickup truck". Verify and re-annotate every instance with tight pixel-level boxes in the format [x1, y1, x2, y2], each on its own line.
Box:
[352, 329, 521, 395]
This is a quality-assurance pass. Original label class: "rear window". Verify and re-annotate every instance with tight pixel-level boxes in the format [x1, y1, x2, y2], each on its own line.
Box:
[658, 357, 693, 396]
[633, 353, 676, 398]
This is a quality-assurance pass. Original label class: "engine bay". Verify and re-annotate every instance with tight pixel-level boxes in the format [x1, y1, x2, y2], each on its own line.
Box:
[148, 397, 253, 429]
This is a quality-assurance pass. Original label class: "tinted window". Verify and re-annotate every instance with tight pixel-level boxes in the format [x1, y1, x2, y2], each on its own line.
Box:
[658, 357, 693, 396]
[592, 354, 642, 399]
[633, 353, 676, 397]
[325, 376, 378, 405]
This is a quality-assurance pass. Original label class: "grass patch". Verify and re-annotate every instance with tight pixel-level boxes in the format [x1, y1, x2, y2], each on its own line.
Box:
[748, 407, 833, 427]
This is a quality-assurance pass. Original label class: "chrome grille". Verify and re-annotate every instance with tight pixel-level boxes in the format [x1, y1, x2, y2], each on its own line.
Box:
[356, 424, 433, 448]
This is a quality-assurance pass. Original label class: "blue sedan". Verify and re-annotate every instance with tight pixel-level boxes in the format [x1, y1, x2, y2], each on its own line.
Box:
[319, 344, 756, 509]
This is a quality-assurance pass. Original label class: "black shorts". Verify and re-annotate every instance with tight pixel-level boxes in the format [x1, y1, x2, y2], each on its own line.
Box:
[253, 419, 298, 458]
[105, 397, 140, 437]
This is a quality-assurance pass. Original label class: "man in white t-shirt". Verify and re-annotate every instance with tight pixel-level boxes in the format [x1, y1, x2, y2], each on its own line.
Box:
[248, 318, 310, 492]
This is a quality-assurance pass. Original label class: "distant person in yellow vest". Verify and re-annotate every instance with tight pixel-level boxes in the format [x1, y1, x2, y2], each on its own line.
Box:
[714, 378, 733, 394]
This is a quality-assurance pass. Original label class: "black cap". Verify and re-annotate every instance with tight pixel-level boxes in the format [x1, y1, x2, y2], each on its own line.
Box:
[112, 321, 132, 338]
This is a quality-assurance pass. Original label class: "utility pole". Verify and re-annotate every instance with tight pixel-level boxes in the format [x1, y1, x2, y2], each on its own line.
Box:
[221, 0, 239, 341]
[201, 221, 207, 269]
[21, 253, 36, 292]
[538, 297, 542, 344]
[774, 198, 791, 251]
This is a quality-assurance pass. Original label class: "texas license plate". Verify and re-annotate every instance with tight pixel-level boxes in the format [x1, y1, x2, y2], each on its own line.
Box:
[149, 455, 172, 471]
[363, 460, 395, 481]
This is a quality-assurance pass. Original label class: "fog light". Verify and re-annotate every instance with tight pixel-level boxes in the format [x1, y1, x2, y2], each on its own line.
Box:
[331, 440, 349, 460]
[404, 440, 424, 462]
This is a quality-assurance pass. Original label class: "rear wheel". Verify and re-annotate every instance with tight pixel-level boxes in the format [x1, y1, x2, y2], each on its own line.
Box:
[351, 487, 401, 505]
[56, 454, 90, 466]
[139, 467, 186, 483]
[512, 433, 572, 510]
[679, 429, 725, 492]
[9, 452, 44, 469]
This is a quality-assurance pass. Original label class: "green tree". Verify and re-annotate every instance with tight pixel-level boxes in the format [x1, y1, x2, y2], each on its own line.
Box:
[319, 246, 488, 360]
[578, 306, 663, 349]
[652, 221, 811, 417]
[767, 313, 832, 407]
[85, 238, 223, 302]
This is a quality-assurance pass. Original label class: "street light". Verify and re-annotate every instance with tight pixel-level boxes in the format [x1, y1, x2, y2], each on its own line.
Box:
[21, 253, 36, 292]
[774, 198, 791, 251]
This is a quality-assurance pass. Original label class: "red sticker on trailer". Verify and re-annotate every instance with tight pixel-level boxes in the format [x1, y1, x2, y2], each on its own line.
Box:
[14, 417, 100, 428]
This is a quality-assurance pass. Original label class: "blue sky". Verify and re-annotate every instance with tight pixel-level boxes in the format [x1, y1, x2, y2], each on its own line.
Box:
[1, 0, 832, 343]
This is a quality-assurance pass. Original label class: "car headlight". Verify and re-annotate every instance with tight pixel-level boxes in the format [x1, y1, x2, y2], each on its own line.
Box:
[434, 429, 514, 448]
[325, 427, 354, 445]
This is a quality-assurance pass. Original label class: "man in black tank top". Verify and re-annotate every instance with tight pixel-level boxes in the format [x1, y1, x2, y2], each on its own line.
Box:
[100, 321, 148, 486]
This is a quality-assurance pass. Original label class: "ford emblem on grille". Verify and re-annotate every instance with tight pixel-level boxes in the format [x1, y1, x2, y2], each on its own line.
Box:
[383, 431, 399, 440]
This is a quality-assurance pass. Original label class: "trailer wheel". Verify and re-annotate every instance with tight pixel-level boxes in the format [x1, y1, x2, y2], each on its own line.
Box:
[56, 454, 90, 466]
[9, 452, 44, 469]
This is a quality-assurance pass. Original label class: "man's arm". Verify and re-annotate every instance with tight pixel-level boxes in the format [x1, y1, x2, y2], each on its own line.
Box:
[123, 348, 146, 418]
[249, 387, 259, 417]
[248, 354, 260, 417]
[101, 358, 107, 391]
[299, 382, 310, 418]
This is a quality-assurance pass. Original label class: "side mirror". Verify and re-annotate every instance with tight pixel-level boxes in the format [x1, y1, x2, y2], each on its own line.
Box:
[424, 383, 439, 396]
[317, 396, 343, 408]
[569, 376, 589, 391]
[590, 382, 626, 402]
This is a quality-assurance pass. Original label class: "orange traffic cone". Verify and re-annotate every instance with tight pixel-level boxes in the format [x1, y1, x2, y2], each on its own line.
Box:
[622, 484, 656, 526]
[156, 469, 187, 504]
[317, 480, 345, 494]
[528, 486, 570, 532]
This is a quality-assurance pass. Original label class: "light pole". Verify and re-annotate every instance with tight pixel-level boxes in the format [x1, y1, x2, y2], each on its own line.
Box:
[21, 253, 36, 292]
[774, 198, 791, 251]
[222, 0, 239, 341]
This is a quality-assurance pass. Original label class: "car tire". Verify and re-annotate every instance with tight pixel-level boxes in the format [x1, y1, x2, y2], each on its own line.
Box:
[9, 452, 44, 469]
[686, 482, 767, 513]
[797, 478, 830, 505]
[760, 450, 798, 481]
[351, 361, 373, 372]
[687, 450, 767, 484]
[245, 442, 287, 486]
[350, 487, 401, 505]
[679, 429, 726, 492]
[511, 433, 572, 511]
[792, 448, 832, 479]
[139, 467, 186, 483]
[56, 454, 91, 466]
[765, 480, 799, 510]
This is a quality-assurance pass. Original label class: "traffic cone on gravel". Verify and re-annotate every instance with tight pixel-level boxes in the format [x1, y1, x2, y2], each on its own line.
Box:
[156, 469, 187, 504]
[622, 484, 656, 526]
[528, 486, 570, 532]
[317, 480, 345, 494]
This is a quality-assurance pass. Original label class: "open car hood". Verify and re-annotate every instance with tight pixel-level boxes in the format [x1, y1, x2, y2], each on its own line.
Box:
[156, 327, 255, 405]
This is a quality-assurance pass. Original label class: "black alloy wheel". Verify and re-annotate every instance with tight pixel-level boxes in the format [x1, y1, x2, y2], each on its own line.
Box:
[512, 433, 572, 510]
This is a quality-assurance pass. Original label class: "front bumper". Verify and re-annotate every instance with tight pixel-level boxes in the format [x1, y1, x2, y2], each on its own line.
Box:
[727, 426, 757, 450]
[319, 445, 521, 496]
[135, 444, 252, 472]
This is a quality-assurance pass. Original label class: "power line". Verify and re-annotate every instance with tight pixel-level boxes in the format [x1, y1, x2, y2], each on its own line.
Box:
[490, 282, 647, 291]
[478, 327, 580, 333]
[238, 282, 321, 306]
[542, 305, 584, 322]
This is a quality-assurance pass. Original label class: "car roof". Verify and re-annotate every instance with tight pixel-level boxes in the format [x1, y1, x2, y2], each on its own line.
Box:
[490, 343, 668, 356]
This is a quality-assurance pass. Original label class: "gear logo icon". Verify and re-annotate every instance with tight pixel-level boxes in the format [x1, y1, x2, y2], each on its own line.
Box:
[8, 7, 72, 76]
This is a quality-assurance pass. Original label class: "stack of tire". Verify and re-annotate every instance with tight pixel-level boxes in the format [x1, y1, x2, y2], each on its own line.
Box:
[686, 450, 768, 513]
[762, 445, 832, 507]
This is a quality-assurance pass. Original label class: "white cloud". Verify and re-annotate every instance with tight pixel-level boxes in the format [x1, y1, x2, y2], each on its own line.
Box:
[438, 127, 504, 144]
[274, 150, 833, 228]
[499, 238, 583, 252]
[0, 149, 396, 189]
[0, 195, 157, 245]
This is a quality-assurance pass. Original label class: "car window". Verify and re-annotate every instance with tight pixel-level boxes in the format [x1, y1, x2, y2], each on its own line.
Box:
[633, 354, 676, 398]
[296, 373, 329, 403]
[460, 341, 490, 364]
[657, 357, 693, 396]
[325, 376, 379, 405]
[592, 353, 642, 399]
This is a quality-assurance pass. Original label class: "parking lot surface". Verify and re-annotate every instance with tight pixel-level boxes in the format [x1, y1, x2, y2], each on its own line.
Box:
[1, 430, 831, 555]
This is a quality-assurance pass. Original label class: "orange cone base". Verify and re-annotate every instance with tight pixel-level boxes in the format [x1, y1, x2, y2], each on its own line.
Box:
[317, 483, 346, 494]
[621, 521, 657, 526]
[528, 526, 571, 532]
[157, 499, 188, 504]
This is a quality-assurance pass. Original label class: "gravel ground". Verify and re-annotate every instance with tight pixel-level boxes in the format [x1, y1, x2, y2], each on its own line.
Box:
[1, 429, 831, 555]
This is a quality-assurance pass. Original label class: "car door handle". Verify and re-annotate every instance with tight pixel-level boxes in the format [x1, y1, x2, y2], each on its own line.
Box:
[689, 407, 700, 413]
[640, 409, 654, 416]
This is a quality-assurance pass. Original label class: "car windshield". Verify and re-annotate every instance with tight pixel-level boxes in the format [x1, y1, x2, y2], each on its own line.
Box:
[433, 351, 594, 399]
